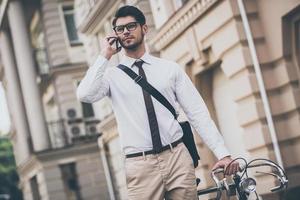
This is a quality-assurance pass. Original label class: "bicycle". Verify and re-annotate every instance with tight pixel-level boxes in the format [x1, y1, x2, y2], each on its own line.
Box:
[197, 158, 288, 200]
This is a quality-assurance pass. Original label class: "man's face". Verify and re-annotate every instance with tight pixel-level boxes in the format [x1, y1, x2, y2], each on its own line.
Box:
[114, 16, 147, 50]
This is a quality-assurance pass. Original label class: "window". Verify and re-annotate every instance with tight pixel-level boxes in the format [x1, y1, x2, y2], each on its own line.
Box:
[81, 102, 95, 118]
[282, 5, 300, 83]
[76, 81, 95, 118]
[60, 163, 82, 200]
[62, 5, 82, 46]
[30, 176, 41, 200]
[172, 0, 189, 11]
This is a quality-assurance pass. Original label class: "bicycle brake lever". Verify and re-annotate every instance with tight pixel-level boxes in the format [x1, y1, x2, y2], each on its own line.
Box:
[215, 180, 223, 200]
[255, 171, 288, 192]
[270, 178, 288, 192]
[211, 168, 224, 186]
[255, 171, 279, 178]
[270, 185, 282, 192]
[211, 169, 225, 200]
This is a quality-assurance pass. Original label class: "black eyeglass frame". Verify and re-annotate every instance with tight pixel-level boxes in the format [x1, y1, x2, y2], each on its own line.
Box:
[113, 21, 141, 34]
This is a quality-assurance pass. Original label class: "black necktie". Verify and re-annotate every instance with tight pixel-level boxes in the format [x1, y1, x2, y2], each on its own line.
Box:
[134, 60, 163, 152]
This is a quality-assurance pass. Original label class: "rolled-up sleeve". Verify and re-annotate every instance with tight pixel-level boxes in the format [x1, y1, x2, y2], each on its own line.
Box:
[77, 55, 110, 103]
[174, 64, 230, 160]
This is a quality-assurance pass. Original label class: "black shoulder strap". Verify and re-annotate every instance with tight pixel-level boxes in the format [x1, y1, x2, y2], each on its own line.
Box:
[117, 64, 178, 119]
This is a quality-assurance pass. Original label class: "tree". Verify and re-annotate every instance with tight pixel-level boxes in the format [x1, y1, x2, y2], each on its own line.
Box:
[0, 136, 23, 200]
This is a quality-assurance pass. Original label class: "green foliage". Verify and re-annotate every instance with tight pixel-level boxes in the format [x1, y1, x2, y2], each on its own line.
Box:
[0, 137, 23, 200]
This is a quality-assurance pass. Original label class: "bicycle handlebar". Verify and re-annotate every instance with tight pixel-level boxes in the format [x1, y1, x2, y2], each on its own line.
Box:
[210, 158, 288, 194]
[246, 160, 288, 192]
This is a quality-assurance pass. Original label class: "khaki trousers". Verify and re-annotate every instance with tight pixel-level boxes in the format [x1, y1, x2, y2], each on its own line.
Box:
[125, 143, 198, 200]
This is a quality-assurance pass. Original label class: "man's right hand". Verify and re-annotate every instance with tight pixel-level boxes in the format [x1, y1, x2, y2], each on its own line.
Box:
[100, 35, 121, 60]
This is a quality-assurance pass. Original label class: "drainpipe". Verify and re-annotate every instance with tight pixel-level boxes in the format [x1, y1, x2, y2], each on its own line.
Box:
[98, 136, 116, 200]
[237, 0, 284, 168]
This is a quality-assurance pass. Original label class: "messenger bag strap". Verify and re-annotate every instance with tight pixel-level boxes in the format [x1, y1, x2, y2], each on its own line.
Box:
[117, 64, 178, 119]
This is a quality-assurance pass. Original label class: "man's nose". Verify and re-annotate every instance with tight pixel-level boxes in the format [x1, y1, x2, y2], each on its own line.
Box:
[123, 27, 130, 34]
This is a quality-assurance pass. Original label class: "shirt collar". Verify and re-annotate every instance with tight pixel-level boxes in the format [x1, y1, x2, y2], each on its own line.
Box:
[119, 52, 152, 68]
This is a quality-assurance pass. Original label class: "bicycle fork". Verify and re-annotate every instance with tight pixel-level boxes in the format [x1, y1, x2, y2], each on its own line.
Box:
[233, 175, 249, 200]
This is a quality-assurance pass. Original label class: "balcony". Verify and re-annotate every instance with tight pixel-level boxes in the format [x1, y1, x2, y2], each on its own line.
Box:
[47, 118, 101, 150]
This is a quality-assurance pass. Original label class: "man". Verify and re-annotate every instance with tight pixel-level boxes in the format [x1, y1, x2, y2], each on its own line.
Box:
[77, 5, 239, 200]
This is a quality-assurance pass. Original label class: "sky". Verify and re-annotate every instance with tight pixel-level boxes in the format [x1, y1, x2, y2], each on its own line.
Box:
[0, 82, 11, 135]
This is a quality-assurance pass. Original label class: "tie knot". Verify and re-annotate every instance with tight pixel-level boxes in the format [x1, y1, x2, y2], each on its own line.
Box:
[134, 60, 144, 68]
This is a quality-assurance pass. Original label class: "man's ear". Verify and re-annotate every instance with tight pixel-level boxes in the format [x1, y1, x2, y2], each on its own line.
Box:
[142, 24, 148, 34]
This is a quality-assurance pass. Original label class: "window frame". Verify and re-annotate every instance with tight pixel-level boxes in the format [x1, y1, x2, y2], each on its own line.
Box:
[59, 2, 82, 47]
[282, 5, 300, 83]
[30, 176, 41, 200]
[293, 16, 300, 77]
[59, 162, 82, 200]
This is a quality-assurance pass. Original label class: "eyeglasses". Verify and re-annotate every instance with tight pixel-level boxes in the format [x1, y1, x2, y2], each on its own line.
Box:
[113, 22, 140, 34]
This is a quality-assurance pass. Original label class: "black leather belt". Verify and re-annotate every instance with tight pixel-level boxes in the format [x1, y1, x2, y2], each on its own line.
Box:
[125, 138, 183, 158]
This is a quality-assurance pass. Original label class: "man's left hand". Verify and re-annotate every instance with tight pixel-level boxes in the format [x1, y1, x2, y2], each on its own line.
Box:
[212, 156, 240, 175]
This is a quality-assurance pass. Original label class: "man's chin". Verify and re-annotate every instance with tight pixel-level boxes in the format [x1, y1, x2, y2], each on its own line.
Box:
[122, 43, 139, 50]
[121, 36, 144, 50]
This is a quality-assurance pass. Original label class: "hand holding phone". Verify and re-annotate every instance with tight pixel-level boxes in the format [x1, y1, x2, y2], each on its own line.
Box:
[100, 36, 122, 60]
[107, 36, 122, 52]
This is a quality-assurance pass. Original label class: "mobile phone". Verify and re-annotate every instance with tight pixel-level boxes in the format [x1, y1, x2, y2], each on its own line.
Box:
[107, 36, 122, 52]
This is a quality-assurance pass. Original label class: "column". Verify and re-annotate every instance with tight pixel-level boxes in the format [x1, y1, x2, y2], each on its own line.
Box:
[7, 0, 50, 151]
[0, 30, 31, 163]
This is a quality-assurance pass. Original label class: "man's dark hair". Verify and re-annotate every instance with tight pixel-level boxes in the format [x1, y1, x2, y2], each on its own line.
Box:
[112, 5, 146, 27]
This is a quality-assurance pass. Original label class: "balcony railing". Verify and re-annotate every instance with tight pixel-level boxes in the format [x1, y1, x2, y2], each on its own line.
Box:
[47, 118, 101, 150]
[150, 0, 219, 51]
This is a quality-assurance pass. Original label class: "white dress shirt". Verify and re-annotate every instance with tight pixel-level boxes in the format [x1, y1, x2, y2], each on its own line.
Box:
[77, 52, 230, 160]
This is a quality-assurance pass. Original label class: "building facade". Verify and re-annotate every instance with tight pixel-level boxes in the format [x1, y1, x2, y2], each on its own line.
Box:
[149, 1, 300, 199]
[0, 0, 111, 199]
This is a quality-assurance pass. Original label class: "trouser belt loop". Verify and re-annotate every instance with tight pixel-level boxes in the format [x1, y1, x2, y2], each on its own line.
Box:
[142, 151, 146, 160]
[169, 143, 174, 153]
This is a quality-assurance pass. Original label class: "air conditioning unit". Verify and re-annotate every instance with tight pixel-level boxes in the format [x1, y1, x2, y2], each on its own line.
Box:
[70, 125, 81, 136]
[84, 118, 100, 135]
[66, 108, 85, 143]
[67, 108, 77, 119]
[67, 123, 86, 143]
[85, 123, 98, 135]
